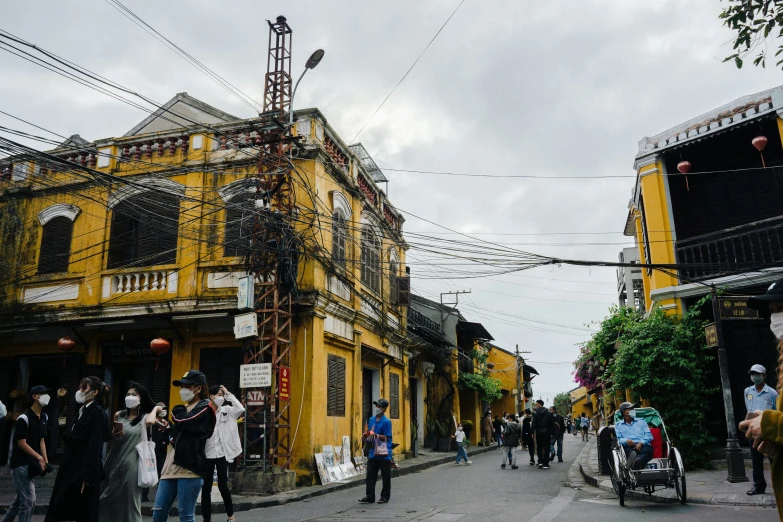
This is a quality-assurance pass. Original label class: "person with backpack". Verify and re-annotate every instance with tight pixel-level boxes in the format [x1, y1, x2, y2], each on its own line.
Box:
[549, 406, 565, 463]
[2, 385, 51, 522]
[521, 409, 535, 466]
[500, 414, 521, 469]
[531, 400, 554, 469]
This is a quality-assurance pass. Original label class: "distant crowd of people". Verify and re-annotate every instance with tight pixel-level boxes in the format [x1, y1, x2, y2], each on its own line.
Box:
[0, 369, 243, 522]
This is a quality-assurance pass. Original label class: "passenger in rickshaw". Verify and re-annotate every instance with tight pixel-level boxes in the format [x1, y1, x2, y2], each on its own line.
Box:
[614, 402, 654, 470]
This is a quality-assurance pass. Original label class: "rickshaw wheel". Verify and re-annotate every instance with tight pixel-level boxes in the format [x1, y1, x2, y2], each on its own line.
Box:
[671, 448, 687, 504]
[611, 451, 626, 506]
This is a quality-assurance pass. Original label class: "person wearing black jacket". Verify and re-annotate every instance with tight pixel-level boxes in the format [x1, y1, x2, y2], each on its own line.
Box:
[548, 406, 565, 463]
[46, 376, 111, 522]
[152, 370, 216, 522]
[531, 400, 554, 469]
[521, 409, 535, 466]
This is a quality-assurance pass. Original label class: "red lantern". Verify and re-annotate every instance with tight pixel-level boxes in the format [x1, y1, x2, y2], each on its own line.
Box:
[150, 338, 171, 355]
[677, 161, 691, 191]
[753, 136, 768, 152]
[57, 337, 77, 352]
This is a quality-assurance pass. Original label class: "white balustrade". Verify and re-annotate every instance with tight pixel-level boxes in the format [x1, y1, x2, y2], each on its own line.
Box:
[111, 271, 168, 294]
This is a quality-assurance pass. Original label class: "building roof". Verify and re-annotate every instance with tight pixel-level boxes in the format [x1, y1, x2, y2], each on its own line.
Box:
[635, 85, 781, 162]
[409, 293, 464, 318]
[457, 320, 494, 341]
[348, 143, 388, 183]
[123, 92, 241, 137]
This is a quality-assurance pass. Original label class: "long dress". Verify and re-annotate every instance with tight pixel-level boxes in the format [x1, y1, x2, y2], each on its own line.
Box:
[98, 414, 143, 522]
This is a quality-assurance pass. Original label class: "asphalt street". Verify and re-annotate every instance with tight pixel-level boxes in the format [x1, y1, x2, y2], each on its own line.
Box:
[225, 435, 779, 522]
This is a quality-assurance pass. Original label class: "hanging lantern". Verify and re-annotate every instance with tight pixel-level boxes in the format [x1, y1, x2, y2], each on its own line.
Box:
[753, 136, 768, 168]
[57, 337, 77, 352]
[150, 338, 171, 355]
[677, 160, 691, 191]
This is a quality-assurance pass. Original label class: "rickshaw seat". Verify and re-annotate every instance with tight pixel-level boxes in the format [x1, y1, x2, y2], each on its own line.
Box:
[650, 427, 663, 458]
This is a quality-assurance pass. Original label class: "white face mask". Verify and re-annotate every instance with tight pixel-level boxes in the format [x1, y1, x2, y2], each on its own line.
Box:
[38, 394, 50, 407]
[375, 408, 383, 416]
[75, 390, 88, 404]
[158, 410, 167, 418]
[180, 388, 195, 402]
[628, 410, 637, 419]
[125, 395, 140, 409]
[771, 312, 783, 340]
[457, 426, 463, 431]
[212, 396, 225, 408]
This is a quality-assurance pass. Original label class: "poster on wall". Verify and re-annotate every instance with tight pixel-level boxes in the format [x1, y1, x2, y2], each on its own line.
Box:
[341, 436, 351, 465]
[322, 445, 336, 468]
[329, 465, 346, 482]
[314, 453, 330, 485]
[354, 454, 367, 474]
[340, 463, 357, 478]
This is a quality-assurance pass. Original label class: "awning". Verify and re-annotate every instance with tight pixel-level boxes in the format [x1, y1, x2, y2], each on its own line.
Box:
[456, 321, 494, 341]
[523, 364, 539, 376]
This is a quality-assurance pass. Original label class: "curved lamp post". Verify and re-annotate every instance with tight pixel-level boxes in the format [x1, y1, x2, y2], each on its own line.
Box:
[290, 49, 325, 125]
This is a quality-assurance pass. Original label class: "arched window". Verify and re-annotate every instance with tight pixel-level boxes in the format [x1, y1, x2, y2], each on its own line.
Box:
[107, 192, 180, 268]
[389, 258, 398, 304]
[361, 225, 381, 293]
[38, 216, 74, 274]
[224, 192, 253, 257]
[332, 210, 347, 268]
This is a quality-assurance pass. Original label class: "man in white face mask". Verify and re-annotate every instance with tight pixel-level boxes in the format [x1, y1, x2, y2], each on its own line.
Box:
[613, 402, 653, 470]
[744, 364, 779, 496]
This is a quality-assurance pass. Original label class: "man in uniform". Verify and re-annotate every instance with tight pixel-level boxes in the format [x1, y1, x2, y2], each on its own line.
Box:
[745, 364, 779, 496]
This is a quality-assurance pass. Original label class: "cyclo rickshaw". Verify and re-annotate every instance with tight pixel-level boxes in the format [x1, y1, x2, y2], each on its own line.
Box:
[608, 407, 686, 506]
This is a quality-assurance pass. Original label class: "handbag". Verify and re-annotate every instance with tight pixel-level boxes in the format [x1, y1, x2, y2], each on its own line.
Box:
[373, 434, 389, 457]
[136, 423, 159, 488]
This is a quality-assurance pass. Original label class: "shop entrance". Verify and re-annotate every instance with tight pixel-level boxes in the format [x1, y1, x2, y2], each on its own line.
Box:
[102, 339, 172, 416]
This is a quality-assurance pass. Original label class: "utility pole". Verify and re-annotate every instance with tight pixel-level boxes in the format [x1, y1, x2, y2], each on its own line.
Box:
[711, 288, 748, 483]
[516, 345, 522, 414]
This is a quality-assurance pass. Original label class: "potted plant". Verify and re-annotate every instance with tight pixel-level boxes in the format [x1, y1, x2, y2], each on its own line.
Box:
[424, 415, 437, 449]
[461, 419, 474, 441]
[437, 420, 451, 452]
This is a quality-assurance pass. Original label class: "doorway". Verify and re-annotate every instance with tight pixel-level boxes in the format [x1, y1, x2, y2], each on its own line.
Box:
[361, 368, 380, 425]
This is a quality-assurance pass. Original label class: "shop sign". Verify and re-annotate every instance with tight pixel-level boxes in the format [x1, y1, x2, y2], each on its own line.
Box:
[719, 297, 759, 320]
[279, 366, 291, 401]
[705, 323, 718, 348]
[240, 363, 272, 388]
[102, 339, 170, 361]
[246, 390, 265, 406]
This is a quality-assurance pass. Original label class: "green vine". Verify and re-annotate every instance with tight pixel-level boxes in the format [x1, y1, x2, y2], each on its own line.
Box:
[458, 371, 503, 402]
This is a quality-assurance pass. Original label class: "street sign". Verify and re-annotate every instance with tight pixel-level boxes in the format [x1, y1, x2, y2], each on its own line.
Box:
[705, 323, 718, 348]
[233, 312, 258, 339]
[279, 366, 291, 401]
[246, 390, 265, 406]
[719, 297, 759, 320]
[240, 363, 272, 388]
[237, 274, 254, 310]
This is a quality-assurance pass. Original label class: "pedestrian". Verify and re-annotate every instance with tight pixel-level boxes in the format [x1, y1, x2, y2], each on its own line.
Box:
[521, 409, 535, 466]
[548, 406, 564, 463]
[614, 402, 653, 470]
[492, 415, 502, 449]
[591, 411, 602, 437]
[452, 422, 471, 466]
[580, 412, 589, 441]
[482, 410, 493, 447]
[531, 400, 553, 469]
[202, 385, 245, 522]
[99, 381, 157, 522]
[744, 364, 778, 496]
[46, 376, 110, 522]
[500, 414, 521, 469]
[740, 280, 783, 519]
[2, 385, 50, 522]
[572, 414, 580, 436]
[359, 399, 393, 504]
[142, 402, 170, 503]
[152, 370, 216, 522]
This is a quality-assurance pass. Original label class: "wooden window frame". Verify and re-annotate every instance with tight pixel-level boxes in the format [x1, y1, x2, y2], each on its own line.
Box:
[389, 372, 400, 419]
[37, 216, 74, 274]
[332, 210, 347, 269]
[224, 192, 253, 257]
[361, 225, 381, 294]
[327, 354, 346, 417]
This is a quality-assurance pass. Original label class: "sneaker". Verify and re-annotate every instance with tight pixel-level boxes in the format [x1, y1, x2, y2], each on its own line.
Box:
[529, 460, 535, 466]
[538, 463, 543, 469]
[378, 498, 389, 504]
[542, 465, 550, 470]
[455, 462, 462, 466]
[358, 497, 375, 504]
[501, 463, 506, 469]
[466, 460, 473, 465]
[550, 453, 555, 461]
[558, 458, 563, 463]
[511, 465, 519, 469]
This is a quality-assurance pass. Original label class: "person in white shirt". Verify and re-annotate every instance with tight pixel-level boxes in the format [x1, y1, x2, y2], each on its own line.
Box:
[452, 423, 472, 466]
[202, 385, 245, 522]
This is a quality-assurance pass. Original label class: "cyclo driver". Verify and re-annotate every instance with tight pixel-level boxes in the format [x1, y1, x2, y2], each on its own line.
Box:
[614, 402, 654, 470]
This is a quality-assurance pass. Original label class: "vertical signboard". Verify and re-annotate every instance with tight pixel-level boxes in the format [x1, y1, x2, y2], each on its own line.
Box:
[279, 366, 291, 401]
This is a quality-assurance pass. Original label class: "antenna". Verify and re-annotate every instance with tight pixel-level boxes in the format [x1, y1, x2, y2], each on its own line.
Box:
[440, 290, 471, 308]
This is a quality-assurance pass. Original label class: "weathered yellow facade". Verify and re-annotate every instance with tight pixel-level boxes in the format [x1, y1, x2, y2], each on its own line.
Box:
[0, 94, 410, 485]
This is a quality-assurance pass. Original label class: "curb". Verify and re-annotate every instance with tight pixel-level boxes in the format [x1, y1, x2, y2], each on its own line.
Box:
[2, 445, 498, 516]
[576, 442, 777, 508]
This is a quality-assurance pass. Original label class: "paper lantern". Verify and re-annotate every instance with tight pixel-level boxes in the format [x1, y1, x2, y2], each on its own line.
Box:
[752, 136, 768, 152]
[57, 337, 77, 353]
[150, 338, 171, 355]
[676, 161, 691, 174]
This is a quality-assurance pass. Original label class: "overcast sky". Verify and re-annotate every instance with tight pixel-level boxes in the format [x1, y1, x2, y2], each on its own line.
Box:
[3, 1, 782, 401]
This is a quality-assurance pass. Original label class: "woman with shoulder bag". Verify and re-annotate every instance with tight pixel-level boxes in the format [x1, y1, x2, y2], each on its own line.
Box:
[98, 381, 156, 522]
[153, 371, 216, 522]
[202, 385, 244, 522]
[46, 376, 110, 522]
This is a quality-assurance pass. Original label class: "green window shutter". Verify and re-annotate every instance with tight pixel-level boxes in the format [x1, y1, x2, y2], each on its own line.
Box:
[327, 354, 346, 417]
[389, 373, 400, 419]
[38, 216, 73, 274]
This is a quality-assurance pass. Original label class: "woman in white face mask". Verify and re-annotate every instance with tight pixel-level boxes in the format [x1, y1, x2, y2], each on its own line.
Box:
[740, 281, 783, 519]
[202, 385, 244, 522]
[98, 381, 156, 522]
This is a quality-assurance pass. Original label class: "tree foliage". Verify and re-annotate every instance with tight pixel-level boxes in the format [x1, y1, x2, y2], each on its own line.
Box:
[458, 372, 503, 402]
[554, 392, 571, 416]
[574, 297, 717, 469]
[720, 0, 783, 69]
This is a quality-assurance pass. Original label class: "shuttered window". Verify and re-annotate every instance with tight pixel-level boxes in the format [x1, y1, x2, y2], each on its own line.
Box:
[388, 260, 398, 304]
[332, 211, 347, 268]
[224, 193, 253, 257]
[199, 347, 242, 393]
[327, 354, 346, 417]
[107, 193, 180, 268]
[389, 372, 400, 419]
[38, 216, 74, 274]
[361, 225, 380, 293]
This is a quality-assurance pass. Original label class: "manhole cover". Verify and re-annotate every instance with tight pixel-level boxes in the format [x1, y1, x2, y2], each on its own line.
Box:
[306, 507, 430, 521]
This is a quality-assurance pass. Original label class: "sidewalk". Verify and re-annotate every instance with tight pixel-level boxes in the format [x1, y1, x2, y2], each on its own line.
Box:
[0, 444, 497, 517]
[573, 439, 776, 507]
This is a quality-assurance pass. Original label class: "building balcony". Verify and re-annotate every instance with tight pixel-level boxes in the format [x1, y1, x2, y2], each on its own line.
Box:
[676, 215, 783, 282]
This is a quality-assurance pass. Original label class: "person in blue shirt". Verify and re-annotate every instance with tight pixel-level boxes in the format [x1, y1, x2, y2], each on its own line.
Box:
[359, 399, 393, 505]
[745, 363, 779, 496]
[614, 402, 653, 470]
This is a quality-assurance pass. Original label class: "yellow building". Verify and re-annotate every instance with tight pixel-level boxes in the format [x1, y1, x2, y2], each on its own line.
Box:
[486, 344, 523, 417]
[0, 94, 410, 485]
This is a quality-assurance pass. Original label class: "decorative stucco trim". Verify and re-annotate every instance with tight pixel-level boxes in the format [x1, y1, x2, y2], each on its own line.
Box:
[388, 246, 400, 265]
[360, 209, 382, 230]
[330, 190, 352, 219]
[38, 204, 81, 226]
[633, 154, 659, 172]
[108, 178, 186, 209]
[217, 178, 256, 202]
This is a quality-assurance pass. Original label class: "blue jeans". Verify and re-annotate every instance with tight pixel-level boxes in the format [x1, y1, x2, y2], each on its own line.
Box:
[153, 477, 204, 522]
[1, 465, 35, 522]
[549, 433, 564, 460]
[455, 442, 469, 463]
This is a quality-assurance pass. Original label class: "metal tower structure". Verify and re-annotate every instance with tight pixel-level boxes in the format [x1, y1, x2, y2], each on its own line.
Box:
[243, 14, 298, 471]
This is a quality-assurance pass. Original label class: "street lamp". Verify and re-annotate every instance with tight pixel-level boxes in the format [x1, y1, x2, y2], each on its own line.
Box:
[290, 49, 325, 125]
